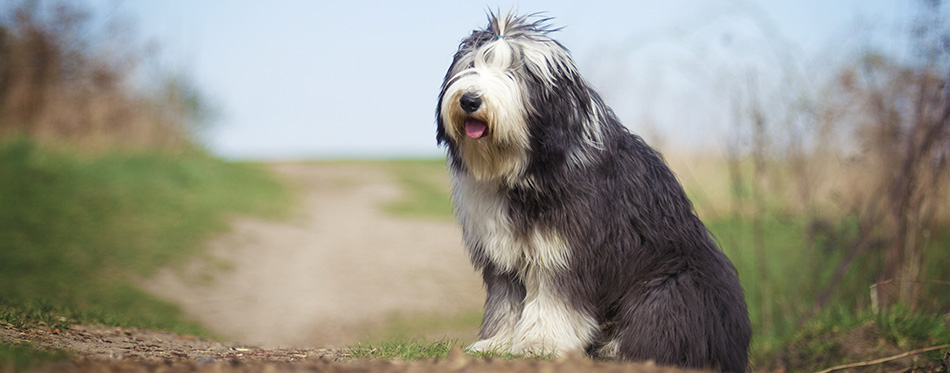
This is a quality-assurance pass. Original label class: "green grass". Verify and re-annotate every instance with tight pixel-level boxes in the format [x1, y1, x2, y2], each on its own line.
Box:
[766, 306, 950, 371]
[0, 138, 291, 335]
[707, 212, 950, 362]
[362, 310, 482, 342]
[0, 342, 67, 372]
[379, 159, 453, 220]
[705, 215, 858, 349]
[464, 345, 558, 360]
[350, 338, 460, 360]
[349, 338, 556, 361]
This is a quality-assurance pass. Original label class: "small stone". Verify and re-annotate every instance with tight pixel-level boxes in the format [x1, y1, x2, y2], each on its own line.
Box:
[197, 357, 217, 365]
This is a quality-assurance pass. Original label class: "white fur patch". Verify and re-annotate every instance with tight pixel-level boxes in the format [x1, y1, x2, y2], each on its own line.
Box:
[468, 274, 597, 357]
[466, 278, 522, 354]
[454, 172, 594, 356]
[452, 173, 571, 275]
[509, 271, 598, 356]
[598, 339, 621, 359]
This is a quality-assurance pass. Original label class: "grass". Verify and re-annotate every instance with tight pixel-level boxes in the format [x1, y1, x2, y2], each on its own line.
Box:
[379, 159, 453, 221]
[349, 339, 460, 360]
[766, 305, 950, 371]
[361, 310, 482, 342]
[0, 138, 291, 335]
[349, 338, 557, 361]
[0, 343, 67, 372]
[707, 215, 861, 349]
[708, 213, 950, 361]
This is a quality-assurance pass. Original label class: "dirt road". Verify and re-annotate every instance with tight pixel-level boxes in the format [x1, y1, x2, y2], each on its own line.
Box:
[143, 162, 485, 348]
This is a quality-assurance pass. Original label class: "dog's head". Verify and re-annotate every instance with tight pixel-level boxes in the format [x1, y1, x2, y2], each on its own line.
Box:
[437, 12, 605, 183]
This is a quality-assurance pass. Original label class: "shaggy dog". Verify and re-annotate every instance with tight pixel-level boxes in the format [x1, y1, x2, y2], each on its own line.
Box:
[436, 12, 751, 372]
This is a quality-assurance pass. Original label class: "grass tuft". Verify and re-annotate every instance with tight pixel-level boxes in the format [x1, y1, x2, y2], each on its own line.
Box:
[465, 345, 558, 360]
[761, 305, 950, 371]
[349, 338, 459, 360]
[348, 338, 556, 361]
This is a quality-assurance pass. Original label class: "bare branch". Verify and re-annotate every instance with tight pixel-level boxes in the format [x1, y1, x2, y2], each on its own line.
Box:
[815, 344, 950, 373]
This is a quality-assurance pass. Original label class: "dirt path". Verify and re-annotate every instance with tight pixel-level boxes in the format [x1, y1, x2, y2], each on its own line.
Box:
[143, 162, 484, 348]
[1, 324, 694, 372]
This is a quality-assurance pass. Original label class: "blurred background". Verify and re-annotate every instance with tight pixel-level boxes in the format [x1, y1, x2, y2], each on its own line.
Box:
[1, 0, 948, 371]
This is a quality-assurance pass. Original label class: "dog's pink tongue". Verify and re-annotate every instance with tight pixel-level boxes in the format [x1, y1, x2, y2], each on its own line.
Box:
[465, 119, 488, 139]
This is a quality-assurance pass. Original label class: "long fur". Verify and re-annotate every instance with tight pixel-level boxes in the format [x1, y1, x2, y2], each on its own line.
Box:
[436, 12, 751, 372]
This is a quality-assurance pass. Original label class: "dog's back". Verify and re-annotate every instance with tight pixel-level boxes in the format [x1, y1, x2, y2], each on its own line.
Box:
[514, 110, 751, 372]
[602, 135, 750, 371]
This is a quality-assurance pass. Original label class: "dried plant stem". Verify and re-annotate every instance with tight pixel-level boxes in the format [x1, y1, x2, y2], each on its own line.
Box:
[815, 344, 950, 373]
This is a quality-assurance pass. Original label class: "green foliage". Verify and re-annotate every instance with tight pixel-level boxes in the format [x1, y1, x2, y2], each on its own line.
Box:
[768, 306, 950, 371]
[0, 138, 291, 335]
[871, 306, 950, 348]
[0, 342, 67, 372]
[707, 211, 950, 361]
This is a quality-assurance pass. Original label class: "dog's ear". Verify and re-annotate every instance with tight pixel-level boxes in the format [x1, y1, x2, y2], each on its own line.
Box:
[522, 63, 597, 174]
[435, 80, 465, 173]
[436, 46, 465, 149]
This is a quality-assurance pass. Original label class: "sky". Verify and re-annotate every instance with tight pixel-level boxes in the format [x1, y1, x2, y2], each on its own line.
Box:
[95, 1, 935, 160]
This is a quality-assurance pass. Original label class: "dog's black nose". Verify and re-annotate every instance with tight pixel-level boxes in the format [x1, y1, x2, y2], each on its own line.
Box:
[460, 94, 482, 113]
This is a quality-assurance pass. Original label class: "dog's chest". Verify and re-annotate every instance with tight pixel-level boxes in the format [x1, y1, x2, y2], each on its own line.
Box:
[453, 177, 570, 275]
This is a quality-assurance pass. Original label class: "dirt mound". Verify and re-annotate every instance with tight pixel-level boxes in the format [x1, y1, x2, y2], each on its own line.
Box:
[1, 323, 341, 364]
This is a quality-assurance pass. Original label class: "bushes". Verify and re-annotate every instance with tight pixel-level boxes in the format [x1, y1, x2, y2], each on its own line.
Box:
[0, 0, 214, 150]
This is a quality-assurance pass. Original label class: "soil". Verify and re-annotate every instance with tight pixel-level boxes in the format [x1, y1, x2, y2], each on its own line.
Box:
[2, 323, 698, 372]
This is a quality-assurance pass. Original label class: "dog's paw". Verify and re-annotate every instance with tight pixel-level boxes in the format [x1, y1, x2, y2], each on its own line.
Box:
[509, 340, 555, 357]
[466, 339, 509, 354]
[509, 338, 585, 358]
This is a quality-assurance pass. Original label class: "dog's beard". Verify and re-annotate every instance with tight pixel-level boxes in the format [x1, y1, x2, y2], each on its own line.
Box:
[440, 79, 530, 183]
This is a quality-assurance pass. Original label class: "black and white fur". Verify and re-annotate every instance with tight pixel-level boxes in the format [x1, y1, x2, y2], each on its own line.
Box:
[436, 12, 751, 372]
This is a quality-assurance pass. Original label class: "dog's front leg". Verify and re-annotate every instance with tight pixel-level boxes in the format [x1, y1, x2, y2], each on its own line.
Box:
[508, 271, 597, 357]
[467, 265, 525, 354]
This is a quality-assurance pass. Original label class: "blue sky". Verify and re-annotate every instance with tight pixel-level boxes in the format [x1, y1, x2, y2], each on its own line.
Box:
[106, 1, 929, 159]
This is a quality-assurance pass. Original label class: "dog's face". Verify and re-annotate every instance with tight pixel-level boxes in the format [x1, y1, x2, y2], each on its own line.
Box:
[437, 13, 586, 183]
